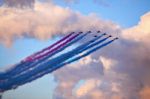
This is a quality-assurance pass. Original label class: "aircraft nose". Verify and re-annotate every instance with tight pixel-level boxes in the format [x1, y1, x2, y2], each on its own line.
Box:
[97, 30, 101, 33]
[88, 31, 91, 33]
[103, 33, 107, 35]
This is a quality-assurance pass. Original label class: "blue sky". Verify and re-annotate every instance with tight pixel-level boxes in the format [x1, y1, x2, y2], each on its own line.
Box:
[0, 0, 150, 99]
[54, 0, 150, 27]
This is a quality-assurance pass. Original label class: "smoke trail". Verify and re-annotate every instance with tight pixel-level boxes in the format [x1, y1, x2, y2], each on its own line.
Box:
[49, 38, 117, 74]
[0, 32, 80, 80]
[0, 32, 75, 78]
[78, 35, 111, 53]
[9, 32, 88, 79]
[24, 32, 75, 62]
[0, 32, 75, 75]
[24, 32, 80, 62]
[65, 38, 118, 64]
[31, 32, 81, 61]
[0, 31, 88, 85]
[19, 37, 117, 89]
[0, 32, 106, 91]
[6, 33, 110, 90]
[63, 34, 110, 63]
[21, 33, 108, 80]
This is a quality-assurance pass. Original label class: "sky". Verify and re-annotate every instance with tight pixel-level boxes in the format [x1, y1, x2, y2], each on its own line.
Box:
[0, 0, 150, 99]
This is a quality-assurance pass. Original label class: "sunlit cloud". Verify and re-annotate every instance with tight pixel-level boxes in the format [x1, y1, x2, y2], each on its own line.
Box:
[0, 1, 119, 47]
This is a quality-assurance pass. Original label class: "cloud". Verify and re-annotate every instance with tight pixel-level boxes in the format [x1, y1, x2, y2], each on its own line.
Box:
[0, 1, 119, 47]
[122, 12, 150, 43]
[75, 79, 101, 97]
[3, 0, 35, 8]
[0, 1, 120, 98]
[139, 86, 150, 99]
[1, 0, 150, 99]
[99, 56, 117, 71]
[53, 56, 104, 99]
[2, 0, 110, 7]
[98, 12, 150, 99]
[53, 12, 150, 99]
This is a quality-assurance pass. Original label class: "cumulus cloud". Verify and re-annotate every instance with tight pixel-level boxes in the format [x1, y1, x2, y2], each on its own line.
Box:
[53, 12, 150, 99]
[100, 56, 117, 71]
[122, 12, 150, 43]
[140, 86, 150, 99]
[75, 79, 101, 97]
[0, 1, 119, 46]
[53, 56, 104, 99]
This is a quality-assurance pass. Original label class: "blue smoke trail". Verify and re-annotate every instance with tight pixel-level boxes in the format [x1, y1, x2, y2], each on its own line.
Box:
[64, 38, 118, 64]
[0, 32, 76, 79]
[0, 32, 87, 80]
[17, 33, 107, 83]
[0, 32, 75, 74]
[0, 34, 109, 91]
[11, 32, 88, 75]
[0, 33, 114, 91]
[18, 38, 117, 88]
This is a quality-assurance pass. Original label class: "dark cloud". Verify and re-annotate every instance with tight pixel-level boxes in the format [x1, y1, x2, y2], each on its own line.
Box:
[3, 0, 35, 8]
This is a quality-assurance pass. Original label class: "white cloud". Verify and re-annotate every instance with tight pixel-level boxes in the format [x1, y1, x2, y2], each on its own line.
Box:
[99, 56, 116, 71]
[75, 79, 101, 97]
[0, 1, 120, 47]
[122, 12, 150, 43]
[53, 11, 150, 99]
